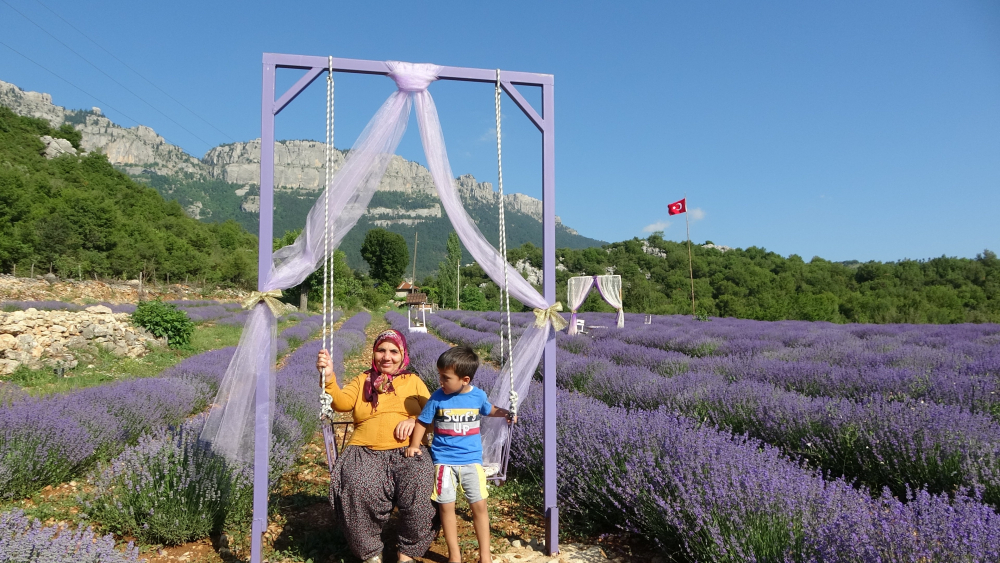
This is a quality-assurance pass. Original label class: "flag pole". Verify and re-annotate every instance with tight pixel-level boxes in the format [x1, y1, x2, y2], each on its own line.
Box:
[685, 194, 695, 316]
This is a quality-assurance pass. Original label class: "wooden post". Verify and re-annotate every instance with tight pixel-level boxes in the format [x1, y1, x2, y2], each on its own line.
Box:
[686, 197, 696, 316]
[456, 260, 461, 311]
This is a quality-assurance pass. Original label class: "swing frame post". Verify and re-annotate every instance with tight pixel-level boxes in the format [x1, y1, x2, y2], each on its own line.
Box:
[255, 53, 559, 560]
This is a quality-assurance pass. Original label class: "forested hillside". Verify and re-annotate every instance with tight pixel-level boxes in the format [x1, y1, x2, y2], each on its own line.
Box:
[134, 174, 605, 278]
[564, 234, 1000, 323]
[0, 107, 258, 287]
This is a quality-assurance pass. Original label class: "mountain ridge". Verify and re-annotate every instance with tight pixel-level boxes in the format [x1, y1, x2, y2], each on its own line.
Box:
[0, 79, 590, 233]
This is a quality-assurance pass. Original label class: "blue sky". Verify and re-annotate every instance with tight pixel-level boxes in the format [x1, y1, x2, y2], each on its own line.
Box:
[1, 0, 997, 262]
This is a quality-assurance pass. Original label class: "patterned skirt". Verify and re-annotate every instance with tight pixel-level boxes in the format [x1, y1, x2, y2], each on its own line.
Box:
[329, 445, 437, 560]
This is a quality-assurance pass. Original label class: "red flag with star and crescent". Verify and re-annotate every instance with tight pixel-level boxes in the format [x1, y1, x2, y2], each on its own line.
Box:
[668, 198, 687, 216]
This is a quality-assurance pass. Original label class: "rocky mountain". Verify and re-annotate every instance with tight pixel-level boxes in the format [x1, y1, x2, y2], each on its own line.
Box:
[0, 80, 204, 177]
[0, 79, 603, 276]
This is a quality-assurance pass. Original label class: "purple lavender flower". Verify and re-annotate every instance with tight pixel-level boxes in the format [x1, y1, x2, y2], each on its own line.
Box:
[0, 508, 141, 561]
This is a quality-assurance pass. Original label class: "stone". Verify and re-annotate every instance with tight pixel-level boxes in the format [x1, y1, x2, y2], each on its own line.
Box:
[39, 135, 77, 158]
[85, 305, 113, 314]
[81, 325, 95, 339]
[511, 540, 523, 549]
[0, 334, 17, 351]
[42, 273, 58, 283]
[112, 345, 129, 357]
[50, 325, 66, 333]
[560, 547, 607, 562]
[0, 359, 19, 375]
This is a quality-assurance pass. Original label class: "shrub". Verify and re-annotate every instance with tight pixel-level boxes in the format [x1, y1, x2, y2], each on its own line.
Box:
[131, 300, 195, 348]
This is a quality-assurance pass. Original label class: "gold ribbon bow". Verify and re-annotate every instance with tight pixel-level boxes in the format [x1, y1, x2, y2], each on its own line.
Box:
[533, 302, 568, 331]
[242, 290, 285, 318]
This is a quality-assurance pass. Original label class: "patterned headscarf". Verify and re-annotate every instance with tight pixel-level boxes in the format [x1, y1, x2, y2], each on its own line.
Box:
[363, 329, 415, 412]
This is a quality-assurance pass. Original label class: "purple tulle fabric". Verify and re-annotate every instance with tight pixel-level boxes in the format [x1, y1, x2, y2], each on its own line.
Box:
[201, 61, 558, 470]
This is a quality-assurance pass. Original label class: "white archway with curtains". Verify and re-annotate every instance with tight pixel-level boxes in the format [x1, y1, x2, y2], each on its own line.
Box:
[566, 275, 624, 334]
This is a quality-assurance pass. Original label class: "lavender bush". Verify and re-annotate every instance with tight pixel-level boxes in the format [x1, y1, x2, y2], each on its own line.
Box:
[0, 509, 140, 562]
[86, 416, 236, 545]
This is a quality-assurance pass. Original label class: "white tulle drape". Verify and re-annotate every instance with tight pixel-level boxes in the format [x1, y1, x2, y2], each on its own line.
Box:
[201, 61, 558, 472]
[566, 276, 595, 336]
[595, 275, 625, 328]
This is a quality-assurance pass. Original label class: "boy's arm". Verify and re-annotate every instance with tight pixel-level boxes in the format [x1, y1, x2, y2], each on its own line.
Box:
[487, 405, 517, 423]
[404, 420, 429, 457]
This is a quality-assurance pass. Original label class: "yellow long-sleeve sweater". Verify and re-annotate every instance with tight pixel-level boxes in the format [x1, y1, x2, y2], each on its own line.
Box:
[325, 372, 430, 450]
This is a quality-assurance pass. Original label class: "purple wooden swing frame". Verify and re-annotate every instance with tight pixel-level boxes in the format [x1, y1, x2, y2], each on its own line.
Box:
[252, 53, 559, 560]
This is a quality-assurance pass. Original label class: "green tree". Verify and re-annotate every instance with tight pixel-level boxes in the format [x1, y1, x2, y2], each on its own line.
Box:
[437, 232, 461, 308]
[460, 284, 489, 311]
[360, 228, 408, 287]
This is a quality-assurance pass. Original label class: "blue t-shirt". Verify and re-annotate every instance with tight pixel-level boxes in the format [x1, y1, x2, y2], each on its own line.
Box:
[418, 385, 493, 465]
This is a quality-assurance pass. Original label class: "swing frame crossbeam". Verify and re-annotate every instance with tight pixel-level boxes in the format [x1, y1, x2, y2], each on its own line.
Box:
[254, 53, 559, 560]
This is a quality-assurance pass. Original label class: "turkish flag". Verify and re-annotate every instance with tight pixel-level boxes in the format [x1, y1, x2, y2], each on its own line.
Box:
[668, 198, 687, 215]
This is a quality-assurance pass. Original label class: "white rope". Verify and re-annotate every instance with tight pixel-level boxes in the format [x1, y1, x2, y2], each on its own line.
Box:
[319, 56, 335, 420]
[496, 69, 517, 417]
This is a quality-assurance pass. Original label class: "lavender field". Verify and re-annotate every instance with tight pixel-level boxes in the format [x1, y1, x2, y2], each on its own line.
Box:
[0, 306, 367, 559]
[423, 310, 1000, 561]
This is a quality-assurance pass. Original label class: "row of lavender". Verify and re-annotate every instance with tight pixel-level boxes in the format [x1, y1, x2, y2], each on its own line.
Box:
[421, 311, 1000, 560]
[430, 310, 1000, 505]
[0, 311, 368, 559]
[0, 312, 337, 500]
[436, 310, 1000, 415]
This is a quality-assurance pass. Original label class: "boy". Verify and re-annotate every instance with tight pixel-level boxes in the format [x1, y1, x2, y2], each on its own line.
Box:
[405, 345, 515, 563]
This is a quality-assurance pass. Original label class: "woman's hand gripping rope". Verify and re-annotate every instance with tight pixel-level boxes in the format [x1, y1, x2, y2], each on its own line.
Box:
[316, 349, 336, 420]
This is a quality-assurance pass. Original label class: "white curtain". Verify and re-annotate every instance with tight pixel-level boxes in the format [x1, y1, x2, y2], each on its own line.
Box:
[566, 276, 595, 335]
[201, 61, 560, 473]
[595, 275, 624, 328]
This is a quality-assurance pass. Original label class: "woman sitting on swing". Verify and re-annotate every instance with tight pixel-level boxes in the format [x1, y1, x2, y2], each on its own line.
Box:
[316, 329, 436, 563]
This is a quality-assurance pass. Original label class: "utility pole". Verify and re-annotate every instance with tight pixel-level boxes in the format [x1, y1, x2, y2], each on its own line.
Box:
[686, 194, 696, 316]
[411, 231, 418, 284]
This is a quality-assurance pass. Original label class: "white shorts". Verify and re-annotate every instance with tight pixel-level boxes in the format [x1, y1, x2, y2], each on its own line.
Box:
[431, 463, 489, 504]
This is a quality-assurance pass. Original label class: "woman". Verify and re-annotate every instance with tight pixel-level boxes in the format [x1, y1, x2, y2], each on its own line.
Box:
[316, 329, 436, 563]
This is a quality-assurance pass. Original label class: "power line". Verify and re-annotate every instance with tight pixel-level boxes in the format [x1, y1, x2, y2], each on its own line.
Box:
[32, 0, 237, 143]
[0, 0, 216, 149]
[0, 39, 143, 127]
